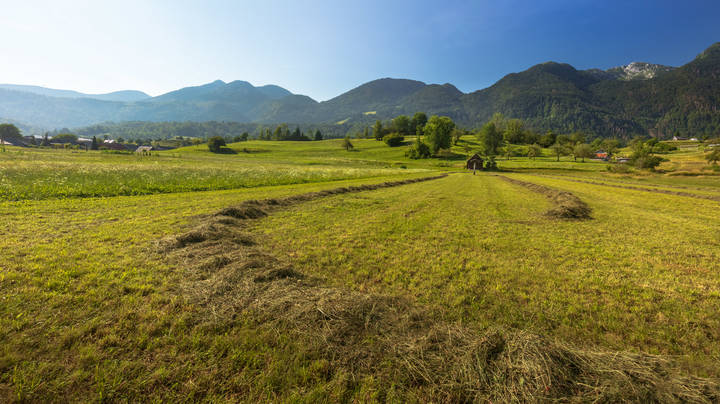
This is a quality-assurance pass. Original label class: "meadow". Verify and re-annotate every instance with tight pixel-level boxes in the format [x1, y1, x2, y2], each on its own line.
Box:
[1, 138, 720, 401]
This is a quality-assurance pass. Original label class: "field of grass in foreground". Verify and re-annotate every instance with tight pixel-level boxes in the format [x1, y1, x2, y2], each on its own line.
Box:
[258, 173, 720, 374]
[0, 173, 440, 402]
[2, 139, 720, 401]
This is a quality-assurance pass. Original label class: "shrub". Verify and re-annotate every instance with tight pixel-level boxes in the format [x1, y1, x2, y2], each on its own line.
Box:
[383, 133, 404, 147]
[633, 155, 664, 170]
[406, 140, 431, 159]
[208, 136, 226, 153]
[606, 164, 633, 173]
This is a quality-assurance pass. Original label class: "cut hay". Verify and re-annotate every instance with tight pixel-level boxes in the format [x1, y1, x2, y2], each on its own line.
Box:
[162, 174, 718, 402]
[498, 175, 593, 220]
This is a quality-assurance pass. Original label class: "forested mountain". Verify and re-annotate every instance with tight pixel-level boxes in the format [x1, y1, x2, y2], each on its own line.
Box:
[2, 42, 719, 139]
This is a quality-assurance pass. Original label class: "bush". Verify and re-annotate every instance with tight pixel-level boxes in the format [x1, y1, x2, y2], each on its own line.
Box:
[406, 141, 431, 159]
[383, 133, 405, 147]
[208, 136, 226, 153]
[606, 164, 633, 173]
[633, 155, 665, 170]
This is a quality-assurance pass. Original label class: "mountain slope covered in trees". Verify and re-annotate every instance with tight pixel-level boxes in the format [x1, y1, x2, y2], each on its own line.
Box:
[1, 42, 719, 138]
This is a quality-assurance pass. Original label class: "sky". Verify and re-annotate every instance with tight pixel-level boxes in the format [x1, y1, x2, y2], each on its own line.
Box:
[1, 0, 719, 101]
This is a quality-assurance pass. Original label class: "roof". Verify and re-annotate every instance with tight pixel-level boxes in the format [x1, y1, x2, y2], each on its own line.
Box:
[135, 146, 153, 152]
[467, 153, 483, 161]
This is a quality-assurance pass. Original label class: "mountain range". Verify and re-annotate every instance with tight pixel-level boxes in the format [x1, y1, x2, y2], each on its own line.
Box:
[1, 42, 719, 138]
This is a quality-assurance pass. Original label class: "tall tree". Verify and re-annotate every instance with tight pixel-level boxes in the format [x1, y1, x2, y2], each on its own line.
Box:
[424, 115, 455, 153]
[372, 120, 384, 141]
[314, 130, 323, 141]
[550, 142, 570, 161]
[573, 143, 594, 162]
[503, 119, 525, 144]
[392, 115, 411, 135]
[410, 112, 427, 135]
[478, 122, 503, 157]
[341, 135, 354, 151]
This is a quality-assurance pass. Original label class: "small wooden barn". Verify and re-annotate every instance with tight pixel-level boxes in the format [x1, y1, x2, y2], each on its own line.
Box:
[466, 154, 484, 170]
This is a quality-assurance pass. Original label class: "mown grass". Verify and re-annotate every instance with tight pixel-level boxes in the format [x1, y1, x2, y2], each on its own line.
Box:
[2, 139, 720, 401]
[0, 173, 438, 402]
[258, 174, 720, 375]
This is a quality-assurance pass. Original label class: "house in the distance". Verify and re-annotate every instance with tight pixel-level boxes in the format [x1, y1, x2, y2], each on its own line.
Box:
[594, 150, 608, 160]
[135, 145, 153, 155]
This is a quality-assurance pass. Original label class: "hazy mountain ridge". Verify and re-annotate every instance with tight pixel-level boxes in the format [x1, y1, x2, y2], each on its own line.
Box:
[2, 42, 719, 138]
[0, 84, 150, 102]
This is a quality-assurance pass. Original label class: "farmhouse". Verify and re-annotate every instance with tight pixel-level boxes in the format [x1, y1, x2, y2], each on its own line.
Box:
[594, 150, 608, 160]
[466, 154, 484, 170]
[101, 140, 126, 151]
[135, 145, 153, 154]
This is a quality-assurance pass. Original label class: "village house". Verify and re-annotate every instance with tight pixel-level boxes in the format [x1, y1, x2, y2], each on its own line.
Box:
[594, 150, 608, 160]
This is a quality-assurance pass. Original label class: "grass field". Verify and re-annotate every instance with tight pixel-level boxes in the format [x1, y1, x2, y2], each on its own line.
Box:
[1, 139, 720, 401]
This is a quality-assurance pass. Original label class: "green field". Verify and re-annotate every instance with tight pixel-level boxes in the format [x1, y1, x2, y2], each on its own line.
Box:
[2, 139, 720, 402]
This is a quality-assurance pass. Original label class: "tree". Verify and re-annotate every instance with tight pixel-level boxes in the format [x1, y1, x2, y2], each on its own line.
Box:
[706, 148, 720, 165]
[478, 122, 503, 157]
[503, 119, 525, 144]
[0, 123, 22, 147]
[383, 133, 404, 147]
[41, 133, 50, 146]
[362, 126, 369, 139]
[550, 142, 570, 161]
[410, 112, 427, 135]
[392, 115, 411, 136]
[240, 132, 249, 141]
[570, 131, 586, 146]
[527, 144, 542, 160]
[423, 116, 455, 154]
[314, 130, 323, 141]
[573, 143, 594, 162]
[53, 133, 78, 144]
[539, 131, 556, 148]
[372, 120, 384, 140]
[91, 136, 99, 150]
[208, 136, 226, 153]
[601, 138, 621, 157]
[341, 135, 354, 151]
[192, 138, 203, 148]
[406, 136, 431, 159]
[504, 144, 516, 160]
[490, 112, 506, 133]
[451, 128, 464, 145]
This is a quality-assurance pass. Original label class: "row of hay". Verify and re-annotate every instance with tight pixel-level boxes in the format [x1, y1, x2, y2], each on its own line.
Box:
[497, 175, 593, 220]
[537, 175, 720, 203]
[162, 174, 718, 402]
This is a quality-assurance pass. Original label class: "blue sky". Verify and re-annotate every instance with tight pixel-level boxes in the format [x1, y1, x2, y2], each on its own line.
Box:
[1, 0, 718, 100]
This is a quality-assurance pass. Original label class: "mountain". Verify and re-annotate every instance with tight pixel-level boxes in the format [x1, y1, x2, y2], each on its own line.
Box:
[0, 84, 150, 102]
[1, 42, 719, 138]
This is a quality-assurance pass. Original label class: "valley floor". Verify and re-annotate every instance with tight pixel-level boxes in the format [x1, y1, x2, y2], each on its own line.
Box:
[1, 141, 720, 401]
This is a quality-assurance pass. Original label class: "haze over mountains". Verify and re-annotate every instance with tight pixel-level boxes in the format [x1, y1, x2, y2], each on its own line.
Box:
[1, 42, 719, 138]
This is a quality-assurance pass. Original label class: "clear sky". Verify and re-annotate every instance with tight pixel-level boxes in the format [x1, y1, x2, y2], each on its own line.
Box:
[1, 0, 718, 100]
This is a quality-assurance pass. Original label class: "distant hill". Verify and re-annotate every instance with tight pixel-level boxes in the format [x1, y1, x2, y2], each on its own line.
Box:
[0, 84, 150, 102]
[2, 42, 719, 138]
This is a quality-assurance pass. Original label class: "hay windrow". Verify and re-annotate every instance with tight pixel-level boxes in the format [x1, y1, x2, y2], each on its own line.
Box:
[162, 174, 718, 402]
[497, 175, 593, 220]
[537, 174, 720, 203]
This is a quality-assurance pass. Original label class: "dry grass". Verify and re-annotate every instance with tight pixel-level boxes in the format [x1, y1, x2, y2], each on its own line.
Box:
[497, 175, 593, 220]
[160, 174, 718, 402]
[532, 175, 720, 203]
